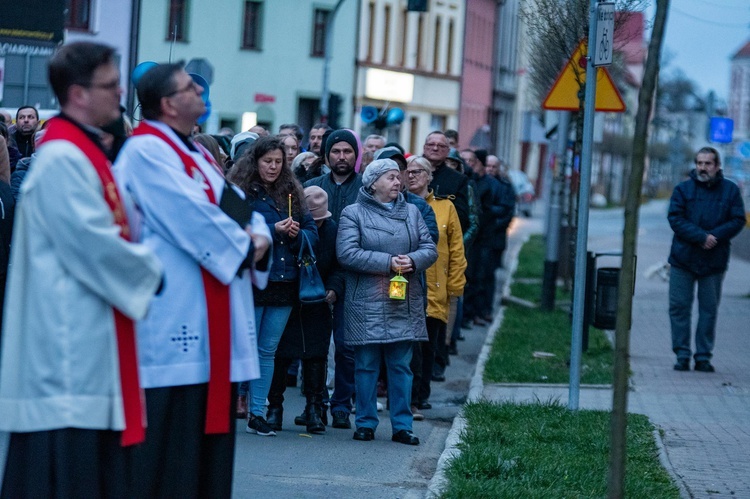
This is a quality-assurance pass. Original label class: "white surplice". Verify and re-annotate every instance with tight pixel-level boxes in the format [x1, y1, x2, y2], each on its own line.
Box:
[0, 138, 163, 433]
[113, 120, 270, 389]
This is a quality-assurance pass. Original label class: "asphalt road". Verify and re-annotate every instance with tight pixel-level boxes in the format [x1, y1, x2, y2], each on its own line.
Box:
[231, 282, 498, 498]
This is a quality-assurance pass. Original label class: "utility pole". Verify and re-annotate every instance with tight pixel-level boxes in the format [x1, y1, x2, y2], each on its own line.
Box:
[568, 0, 601, 411]
[320, 0, 347, 123]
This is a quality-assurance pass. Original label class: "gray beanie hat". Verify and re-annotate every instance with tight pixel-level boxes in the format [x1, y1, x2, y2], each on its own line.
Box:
[362, 158, 400, 190]
[230, 131, 259, 160]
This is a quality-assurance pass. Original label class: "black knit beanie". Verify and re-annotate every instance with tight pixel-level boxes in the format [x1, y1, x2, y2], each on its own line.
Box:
[325, 129, 359, 162]
[474, 149, 488, 166]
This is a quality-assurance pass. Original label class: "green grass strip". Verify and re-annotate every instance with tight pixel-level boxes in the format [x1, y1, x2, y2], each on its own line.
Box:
[442, 400, 680, 498]
[485, 304, 613, 384]
[487, 232, 613, 384]
[514, 234, 545, 278]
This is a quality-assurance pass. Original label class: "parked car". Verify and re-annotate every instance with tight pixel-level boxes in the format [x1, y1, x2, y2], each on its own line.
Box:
[507, 169, 535, 217]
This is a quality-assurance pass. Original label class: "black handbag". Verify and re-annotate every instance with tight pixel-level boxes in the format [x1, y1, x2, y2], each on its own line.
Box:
[297, 231, 326, 304]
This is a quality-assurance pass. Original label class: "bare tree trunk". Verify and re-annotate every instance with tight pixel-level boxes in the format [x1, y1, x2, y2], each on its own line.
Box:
[607, 1, 670, 497]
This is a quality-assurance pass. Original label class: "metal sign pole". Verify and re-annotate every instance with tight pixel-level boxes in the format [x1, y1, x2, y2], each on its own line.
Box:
[568, 0, 600, 411]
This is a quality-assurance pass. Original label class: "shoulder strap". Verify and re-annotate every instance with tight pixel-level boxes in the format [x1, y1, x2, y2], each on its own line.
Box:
[298, 230, 316, 261]
[38, 116, 144, 447]
[133, 120, 233, 436]
[134, 122, 218, 204]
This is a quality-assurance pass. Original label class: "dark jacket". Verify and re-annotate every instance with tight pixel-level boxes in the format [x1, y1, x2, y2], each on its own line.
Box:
[406, 190, 438, 245]
[7, 145, 22, 172]
[249, 185, 319, 283]
[9, 128, 34, 159]
[276, 218, 340, 359]
[492, 177, 516, 250]
[304, 171, 362, 223]
[429, 162, 470, 234]
[0, 180, 15, 332]
[668, 170, 746, 276]
[474, 174, 516, 250]
[11, 155, 33, 201]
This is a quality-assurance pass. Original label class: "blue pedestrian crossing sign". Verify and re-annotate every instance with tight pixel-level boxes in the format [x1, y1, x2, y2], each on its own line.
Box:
[709, 117, 733, 144]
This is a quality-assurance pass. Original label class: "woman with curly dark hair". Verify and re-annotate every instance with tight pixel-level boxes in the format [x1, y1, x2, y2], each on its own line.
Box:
[228, 136, 318, 436]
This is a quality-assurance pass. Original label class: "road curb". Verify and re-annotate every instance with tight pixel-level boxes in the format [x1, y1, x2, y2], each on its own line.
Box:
[652, 427, 691, 499]
[425, 230, 529, 498]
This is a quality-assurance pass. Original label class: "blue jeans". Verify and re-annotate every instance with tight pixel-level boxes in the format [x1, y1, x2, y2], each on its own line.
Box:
[246, 305, 292, 417]
[669, 267, 724, 362]
[353, 341, 413, 433]
[330, 300, 355, 414]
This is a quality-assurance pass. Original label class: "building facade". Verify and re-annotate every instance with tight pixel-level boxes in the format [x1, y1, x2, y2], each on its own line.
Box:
[137, 0, 358, 137]
[458, 0, 496, 151]
[729, 40, 750, 142]
[354, 0, 464, 153]
[1, 0, 136, 118]
[491, 0, 521, 166]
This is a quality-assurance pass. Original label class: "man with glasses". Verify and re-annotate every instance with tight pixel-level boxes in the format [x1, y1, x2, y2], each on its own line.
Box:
[0, 42, 164, 497]
[114, 62, 271, 497]
[423, 131, 470, 234]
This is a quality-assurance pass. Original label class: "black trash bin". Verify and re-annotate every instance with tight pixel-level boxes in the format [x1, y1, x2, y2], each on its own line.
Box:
[593, 267, 619, 330]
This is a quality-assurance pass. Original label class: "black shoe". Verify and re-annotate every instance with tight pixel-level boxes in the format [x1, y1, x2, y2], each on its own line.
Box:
[305, 405, 326, 434]
[353, 427, 375, 441]
[448, 345, 458, 356]
[331, 410, 351, 429]
[294, 410, 307, 426]
[295, 408, 328, 426]
[286, 373, 298, 387]
[694, 360, 715, 373]
[392, 429, 419, 445]
[673, 359, 690, 371]
[246, 415, 276, 436]
[416, 401, 432, 410]
[457, 333, 466, 341]
[461, 320, 472, 330]
[431, 373, 446, 382]
[266, 406, 283, 431]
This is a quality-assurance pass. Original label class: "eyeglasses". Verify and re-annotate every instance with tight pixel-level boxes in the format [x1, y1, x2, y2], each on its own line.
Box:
[405, 169, 426, 177]
[424, 142, 449, 150]
[167, 81, 200, 97]
[87, 80, 121, 92]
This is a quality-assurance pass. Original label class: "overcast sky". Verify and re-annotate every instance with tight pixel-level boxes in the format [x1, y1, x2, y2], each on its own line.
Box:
[648, 0, 750, 105]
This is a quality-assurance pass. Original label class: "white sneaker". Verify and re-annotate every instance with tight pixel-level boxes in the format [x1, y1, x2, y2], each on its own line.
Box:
[377, 401, 384, 412]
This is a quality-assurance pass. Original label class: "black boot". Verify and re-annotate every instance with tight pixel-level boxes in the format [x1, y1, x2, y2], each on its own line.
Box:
[266, 405, 283, 432]
[267, 357, 291, 431]
[303, 358, 326, 434]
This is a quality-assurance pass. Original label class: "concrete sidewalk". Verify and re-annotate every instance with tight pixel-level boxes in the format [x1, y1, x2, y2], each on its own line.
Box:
[480, 200, 750, 498]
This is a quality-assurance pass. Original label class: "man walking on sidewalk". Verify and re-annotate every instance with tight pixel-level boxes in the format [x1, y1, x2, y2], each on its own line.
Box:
[668, 146, 746, 372]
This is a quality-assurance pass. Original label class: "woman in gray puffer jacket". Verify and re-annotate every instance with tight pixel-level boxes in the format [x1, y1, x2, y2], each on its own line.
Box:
[336, 159, 437, 446]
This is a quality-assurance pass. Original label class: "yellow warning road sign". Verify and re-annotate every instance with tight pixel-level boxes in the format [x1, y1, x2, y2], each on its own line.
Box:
[542, 40, 626, 112]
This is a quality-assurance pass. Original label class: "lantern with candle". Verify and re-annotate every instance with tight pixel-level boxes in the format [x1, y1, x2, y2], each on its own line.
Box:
[389, 270, 408, 300]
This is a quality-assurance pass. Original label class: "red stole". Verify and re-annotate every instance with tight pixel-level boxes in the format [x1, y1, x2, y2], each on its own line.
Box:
[39, 117, 145, 446]
[133, 121, 232, 435]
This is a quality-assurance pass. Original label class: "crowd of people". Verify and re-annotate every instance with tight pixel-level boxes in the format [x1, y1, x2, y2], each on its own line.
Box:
[0, 41, 519, 497]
